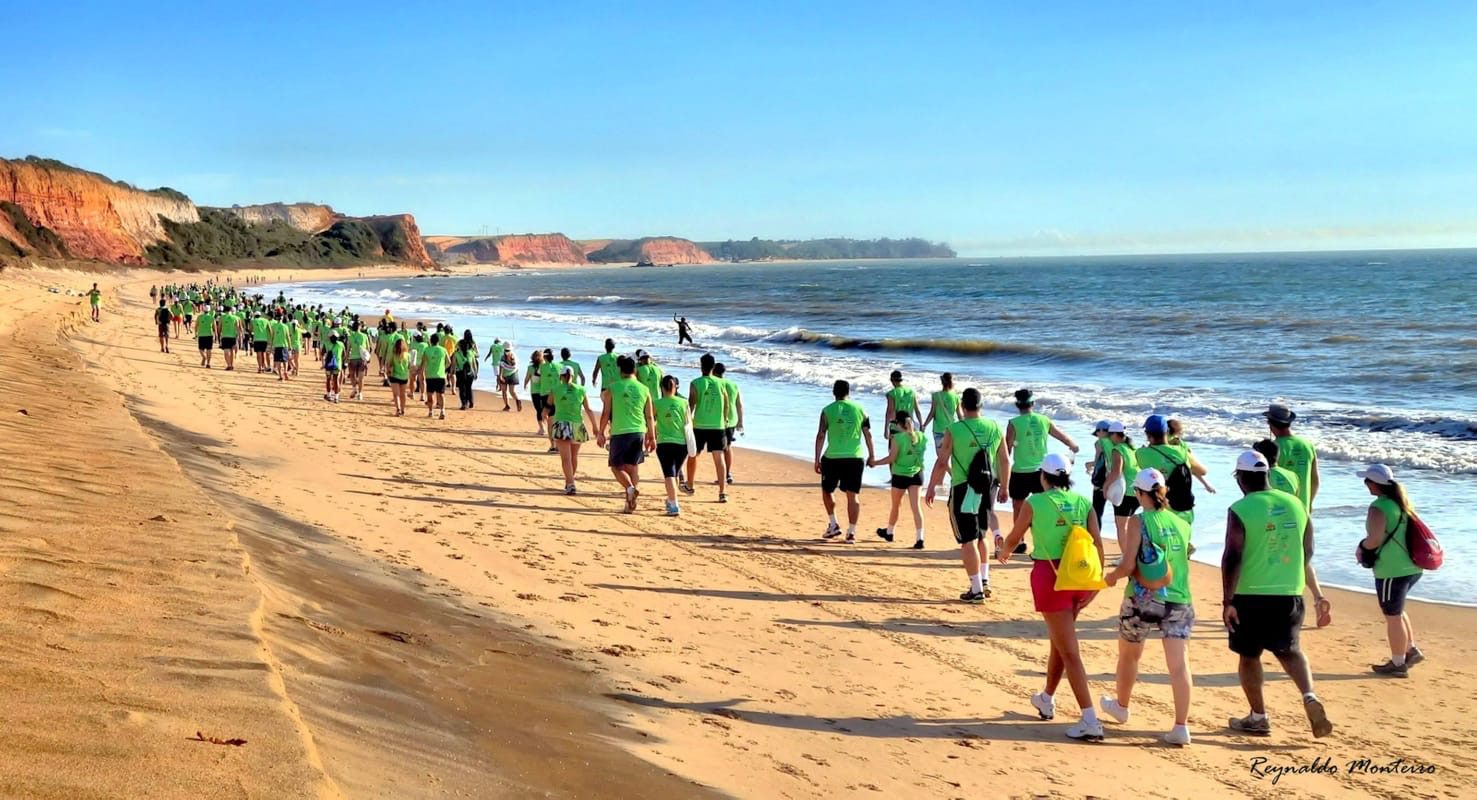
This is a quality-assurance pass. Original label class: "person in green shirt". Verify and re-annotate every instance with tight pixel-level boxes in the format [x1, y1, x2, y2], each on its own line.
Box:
[814, 379, 876, 543]
[270, 314, 292, 381]
[597, 355, 656, 513]
[556, 347, 585, 386]
[408, 333, 427, 399]
[1222, 450, 1333, 740]
[686, 353, 731, 501]
[484, 337, 507, 392]
[288, 318, 303, 377]
[883, 370, 923, 441]
[593, 338, 619, 393]
[195, 306, 217, 369]
[996, 453, 1104, 741]
[1265, 403, 1319, 513]
[170, 298, 184, 339]
[550, 365, 599, 495]
[1006, 388, 1080, 525]
[1102, 422, 1139, 538]
[1252, 439, 1300, 501]
[421, 333, 450, 419]
[539, 348, 560, 451]
[635, 351, 664, 405]
[925, 388, 1012, 602]
[87, 283, 102, 322]
[523, 349, 548, 436]
[1134, 414, 1212, 528]
[250, 313, 272, 373]
[323, 332, 345, 403]
[387, 337, 412, 416]
[1357, 463, 1426, 678]
[652, 375, 690, 516]
[869, 412, 927, 548]
[217, 309, 241, 371]
[921, 372, 959, 451]
[346, 323, 371, 400]
[1102, 467, 1196, 747]
[712, 362, 744, 484]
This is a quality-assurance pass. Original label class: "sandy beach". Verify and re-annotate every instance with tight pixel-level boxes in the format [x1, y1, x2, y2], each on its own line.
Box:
[2, 262, 1471, 798]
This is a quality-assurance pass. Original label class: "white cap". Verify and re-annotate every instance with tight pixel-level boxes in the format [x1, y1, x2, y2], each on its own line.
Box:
[1133, 468, 1166, 493]
[1235, 450, 1270, 473]
[1041, 452, 1073, 476]
[1357, 464, 1395, 485]
[560, 365, 575, 377]
[1107, 421, 1126, 434]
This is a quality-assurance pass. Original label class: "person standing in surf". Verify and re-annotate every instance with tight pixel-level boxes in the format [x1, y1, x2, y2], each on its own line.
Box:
[815, 380, 875, 543]
[674, 315, 695, 346]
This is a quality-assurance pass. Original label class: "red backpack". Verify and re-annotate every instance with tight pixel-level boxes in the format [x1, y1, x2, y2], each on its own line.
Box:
[1403, 513, 1444, 571]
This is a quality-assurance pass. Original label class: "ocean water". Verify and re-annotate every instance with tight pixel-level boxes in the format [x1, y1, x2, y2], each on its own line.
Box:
[269, 250, 1477, 604]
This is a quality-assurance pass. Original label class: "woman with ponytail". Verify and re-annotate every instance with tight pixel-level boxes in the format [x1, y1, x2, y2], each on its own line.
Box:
[1102, 468, 1195, 746]
[1358, 464, 1424, 677]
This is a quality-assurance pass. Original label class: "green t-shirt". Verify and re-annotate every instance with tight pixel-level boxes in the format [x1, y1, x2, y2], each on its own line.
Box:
[690, 375, 727, 430]
[558, 359, 583, 383]
[1129, 509, 1193, 604]
[88, 289, 101, 306]
[945, 416, 1003, 485]
[891, 429, 927, 477]
[490, 342, 506, 369]
[1026, 488, 1092, 561]
[326, 340, 345, 368]
[1269, 465, 1300, 500]
[1135, 443, 1190, 482]
[289, 322, 302, 349]
[608, 378, 651, 436]
[251, 316, 270, 342]
[721, 378, 741, 428]
[389, 351, 411, 381]
[821, 399, 869, 459]
[218, 313, 241, 338]
[930, 390, 959, 434]
[170, 301, 183, 316]
[1230, 490, 1309, 596]
[1370, 496, 1421, 579]
[636, 362, 663, 400]
[453, 349, 474, 373]
[348, 331, 370, 361]
[1111, 441, 1138, 482]
[550, 382, 587, 424]
[1275, 435, 1317, 511]
[595, 352, 620, 388]
[269, 321, 290, 348]
[538, 361, 559, 395]
[1009, 412, 1052, 472]
[654, 395, 689, 445]
[196, 311, 215, 335]
[886, 385, 918, 415]
[421, 345, 448, 380]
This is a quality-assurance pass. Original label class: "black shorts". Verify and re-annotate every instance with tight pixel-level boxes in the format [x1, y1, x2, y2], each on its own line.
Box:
[1009, 470, 1043, 502]
[724, 426, 737, 446]
[198, 336, 213, 351]
[389, 376, 408, 386]
[157, 323, 170, 337]
[949, 484, 991, 544]
[273, 347, 288, 364]
[1375, 573, 1421, 616]
[184, 314, 193, 323]
[820, 457, 864, 494]
[253, 340, 269, 353]
[220, 337, 237, 349]
[890, 473, 923, 490]
[1114, 494, 1141, 518]
[694, 428, 727, 454]
[1228, 595, 1304, 658]
[608, 432, 646, 467]
[531, 393, 546, 418]
[426, 377, 446, 393]
[656, 443, 688, 478]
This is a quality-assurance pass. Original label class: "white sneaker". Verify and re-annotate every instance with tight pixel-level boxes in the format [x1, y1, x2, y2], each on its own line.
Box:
[1030, 692, 1056, 721]
[1066, 719, 1105, 742]
[1162, 725, 1192, 747]
[1099, 696, 1130, 724]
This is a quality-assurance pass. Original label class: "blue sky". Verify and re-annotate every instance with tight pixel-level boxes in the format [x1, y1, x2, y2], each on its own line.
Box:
[5, 1, 1476, 255]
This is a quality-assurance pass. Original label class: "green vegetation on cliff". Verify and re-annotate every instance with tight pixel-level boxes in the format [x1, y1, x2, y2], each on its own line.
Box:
[147, 208, 387, 267]
[0, 201, 70, 258]
[16, 156, 187, 200]
[699, 237, 954, 261]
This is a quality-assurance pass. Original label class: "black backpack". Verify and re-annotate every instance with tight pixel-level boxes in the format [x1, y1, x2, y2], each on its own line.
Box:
[952, 426, 994, 496]
[1151, 445, 1195, 512]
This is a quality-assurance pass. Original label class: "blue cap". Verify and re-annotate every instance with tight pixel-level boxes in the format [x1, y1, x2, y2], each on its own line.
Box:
[1143, 414, 1169, 435]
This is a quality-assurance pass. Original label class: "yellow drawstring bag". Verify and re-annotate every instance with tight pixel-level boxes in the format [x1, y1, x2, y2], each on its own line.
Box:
[1053, 519, 1107, 591]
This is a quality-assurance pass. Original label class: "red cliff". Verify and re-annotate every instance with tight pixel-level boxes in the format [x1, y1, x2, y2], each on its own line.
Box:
[441, 233, 588, 265]
[360, 214, 434, 268]
[634, 237, 712, 265]
[0, 157, 198, 263]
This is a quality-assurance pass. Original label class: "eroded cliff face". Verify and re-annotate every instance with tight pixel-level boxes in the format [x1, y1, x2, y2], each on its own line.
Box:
[444, 233, 588, 264]
[634, 237, 712, 264]
[360, 214, 434, 268]
[0, 158, 198, 263]
[217, 202, 336, 234]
